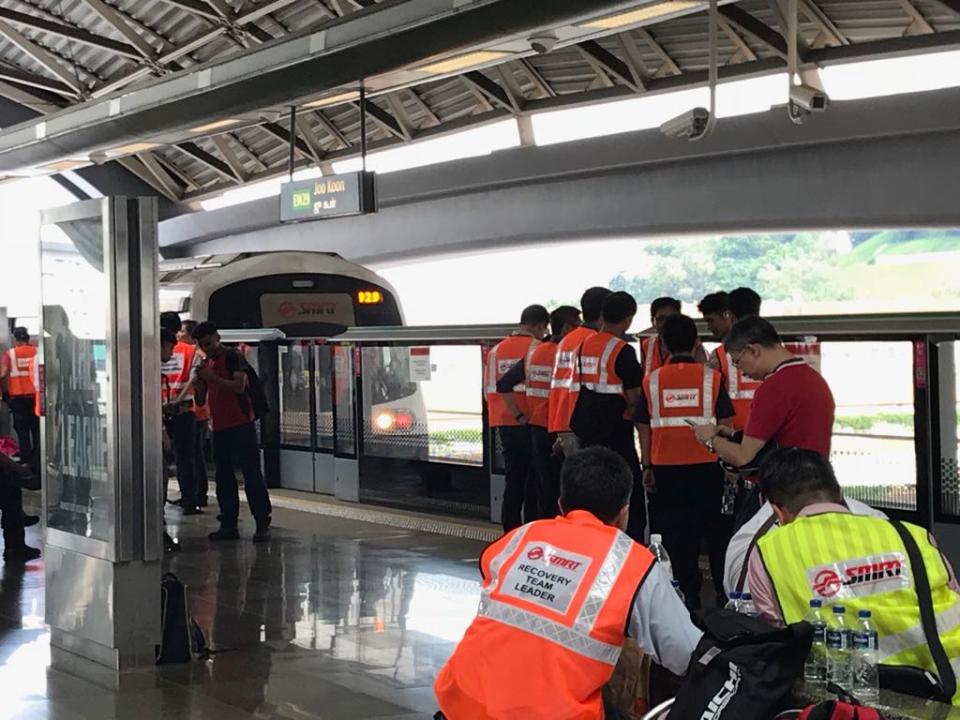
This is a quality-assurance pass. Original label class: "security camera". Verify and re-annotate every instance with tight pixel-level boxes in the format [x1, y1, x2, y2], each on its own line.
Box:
[789, 84, 829, 113]
[660, 107, 710, 140]
[528, 32, 558, 55]
[89, 151, 109, 165]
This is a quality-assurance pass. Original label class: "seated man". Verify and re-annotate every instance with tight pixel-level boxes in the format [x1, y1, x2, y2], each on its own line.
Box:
[749, 448, 960, 704]
[435, 447, 700, 719]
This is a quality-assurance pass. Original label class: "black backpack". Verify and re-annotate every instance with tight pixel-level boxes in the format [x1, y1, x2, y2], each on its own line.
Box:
[669, 608, 813, 720]
[156, 572, 207, 664]
[228, 349, 269, 421]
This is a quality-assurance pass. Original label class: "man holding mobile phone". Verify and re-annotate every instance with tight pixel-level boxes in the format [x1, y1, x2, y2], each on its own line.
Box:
[635, 314, 735, 609]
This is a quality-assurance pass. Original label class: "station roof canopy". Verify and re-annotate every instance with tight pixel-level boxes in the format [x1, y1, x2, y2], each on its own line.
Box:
[0, 0, 958, 204]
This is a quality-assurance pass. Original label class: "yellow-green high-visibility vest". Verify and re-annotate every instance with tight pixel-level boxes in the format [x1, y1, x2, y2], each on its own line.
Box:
[757, 511, 960, 705]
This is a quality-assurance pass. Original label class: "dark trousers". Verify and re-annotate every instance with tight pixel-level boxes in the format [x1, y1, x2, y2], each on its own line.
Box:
[193, 419, 209, 505]
[584, 421, 646, 541]
[648, 462, 732, 610]
[9, 397, 39, 471]
[213, 421, 273, 526]
[498, 425, 536, 532]
[0, 468, 25, 552]
[530, 425, 562, 520]
[166, 412, 199, 509]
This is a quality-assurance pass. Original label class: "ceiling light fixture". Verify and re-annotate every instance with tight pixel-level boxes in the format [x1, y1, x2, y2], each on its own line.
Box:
[582, 1, 705, 29]
[416, 50, 510, 75]
[187, 118, 241, 134]
[303, 91, 361, 108]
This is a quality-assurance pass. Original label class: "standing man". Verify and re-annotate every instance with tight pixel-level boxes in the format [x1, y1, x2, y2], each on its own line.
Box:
[192, 321, 273, 543]
[180, 319, 209, 508]
[728, 287, 762, 321]
[637, 314, 735, 609]
[693, 316, 835, 468]
[548, 287, 611, 457]
[575, 292, 646, 540]
[160, 312, 203, 515]
[498, 306, 581, 520]
[484, 305, 549, 531]
[640, 297, 706, 376]
[1, 328, 40, 470]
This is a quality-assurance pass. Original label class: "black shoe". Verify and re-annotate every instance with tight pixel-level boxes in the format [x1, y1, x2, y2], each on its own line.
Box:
[4, 546, 41, 564]
[181, 507, 203, 516]
[252, 516, 272, 544]
[197, 498, 208, 508]
[163, 532, 179, 553]
[208, 527, 239, 541]
[23, 515, 40, 527]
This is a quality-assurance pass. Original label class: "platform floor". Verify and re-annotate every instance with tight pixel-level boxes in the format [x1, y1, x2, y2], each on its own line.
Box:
[1, 501, 487, 719]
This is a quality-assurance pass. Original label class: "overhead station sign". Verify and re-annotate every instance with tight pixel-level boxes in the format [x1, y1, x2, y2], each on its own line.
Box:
[280, 170, 377, 223]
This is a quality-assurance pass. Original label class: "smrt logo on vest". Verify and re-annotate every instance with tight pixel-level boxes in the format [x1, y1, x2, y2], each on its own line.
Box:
[662, 388, 700, 408]
[806, 553, 911, 599]
[499, 542, 592, 615]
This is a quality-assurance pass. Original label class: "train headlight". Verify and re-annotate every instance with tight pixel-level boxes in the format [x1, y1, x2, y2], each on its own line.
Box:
[374, 411, 395, 431]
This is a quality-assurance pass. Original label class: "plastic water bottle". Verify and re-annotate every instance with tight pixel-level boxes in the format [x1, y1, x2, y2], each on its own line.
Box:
[851, 609, 880, 703]
[827, 605, 853, 688]
[648, 534, 673, 580]
[804, 599, 828, 687]
[739, 592, 758, 618]
[671, 580, 685, 604]
[721, 481, 737, 515]
[724, 590, 742, 612]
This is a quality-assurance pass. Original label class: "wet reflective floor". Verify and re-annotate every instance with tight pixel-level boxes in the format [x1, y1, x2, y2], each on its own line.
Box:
[1, 504, 487, 719]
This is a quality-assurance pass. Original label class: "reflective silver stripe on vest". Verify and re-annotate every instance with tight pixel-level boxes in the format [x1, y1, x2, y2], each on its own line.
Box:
[528, 364, 554, 383]
[649, 365, 716, 428]
[724, 351, 756, 401]
[574, 531, 634, 633]
[479, 597, 623, 666]
[583, 336, 625, 394]
[551, 351, 575, 389]
[526, 388, 550, 398]
[7, 349, 29, 378]
[486, 346, 499, 393]
[878, 602, 960, 660]
[486, 525, 530, 587]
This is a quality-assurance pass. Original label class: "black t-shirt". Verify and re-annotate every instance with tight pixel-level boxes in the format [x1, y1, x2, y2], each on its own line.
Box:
[634, 355, 735, 424]
[614, 344, 643, 391]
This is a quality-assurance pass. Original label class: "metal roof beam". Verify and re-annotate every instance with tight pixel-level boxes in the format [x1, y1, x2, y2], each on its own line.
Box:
[0, 19, 84, 94]
[357, 98, 409, 140]
[295, 115, 328, 164]
[260, 121, 316, 159]
[896, 0, 935, 34]
[635, 28, 682, 76]
[136, 151, 183, 200]
[385, 93, 419, 139]
[718, 5, 789, 59]
[209, 134, 249, 182]
[156, 0, 222, 21]
[0, 7, 142, 59]
[516, 59, 556, 98]
[718, 18, 758, 61]
[935, 0, 960, 16]
[0, 62, 78, 98]
[403, 87, 440, 126]
[312, 110, 351, 148]
[463, 71, 516, 113]
[798, 0, 848, 46]
[118, 155, 181, 202]
[81, 0, 157, 60]
[577, 40, 643, 91]
[177, 141, 243, 183]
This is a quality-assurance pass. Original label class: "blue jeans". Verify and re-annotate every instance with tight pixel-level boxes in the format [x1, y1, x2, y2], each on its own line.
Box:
[212, 421, 272, 526]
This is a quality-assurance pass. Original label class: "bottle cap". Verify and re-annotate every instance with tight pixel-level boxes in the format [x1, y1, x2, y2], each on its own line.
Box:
[730, 591, 741, 599]
[671, 580, 680, 588]
[809, 599, 822, 608]
[833, 605, 846, 613]
[741, 592, 753, 601]
[650, 534, 663, 544]
[858, 609, 871, 618]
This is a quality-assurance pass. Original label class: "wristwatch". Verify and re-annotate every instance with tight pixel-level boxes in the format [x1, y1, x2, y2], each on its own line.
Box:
[706, 438, 717, 454]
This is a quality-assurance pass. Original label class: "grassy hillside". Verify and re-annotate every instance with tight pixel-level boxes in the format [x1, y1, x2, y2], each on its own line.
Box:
[844, 230, 960, 265]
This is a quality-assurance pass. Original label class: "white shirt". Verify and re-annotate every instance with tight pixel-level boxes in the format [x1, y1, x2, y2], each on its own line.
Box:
[723, 497, 888, 595]
[628, 562, 703, 675]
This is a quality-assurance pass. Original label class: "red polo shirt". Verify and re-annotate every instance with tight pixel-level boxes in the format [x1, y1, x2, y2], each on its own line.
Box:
[204, 350, 252, 432]
[745, 358, 835, 456]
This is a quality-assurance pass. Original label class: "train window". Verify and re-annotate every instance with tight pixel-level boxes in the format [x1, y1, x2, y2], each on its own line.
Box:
[333, 346, 356, 457]
[314, 345, 334, 451]
[939, 342, 960, 517]
[821, 341, 917, 511]
[279, 345, 311, 448]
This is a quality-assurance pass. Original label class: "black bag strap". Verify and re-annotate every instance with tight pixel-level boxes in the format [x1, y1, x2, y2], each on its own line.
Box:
[890, 519, 956, 700]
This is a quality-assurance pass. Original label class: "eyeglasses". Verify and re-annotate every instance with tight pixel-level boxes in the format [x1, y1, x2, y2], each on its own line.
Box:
[731, 347, 748, 368]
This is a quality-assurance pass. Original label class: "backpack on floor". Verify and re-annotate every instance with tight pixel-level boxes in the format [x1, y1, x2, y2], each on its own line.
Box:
[668, 608, 813, 720]
[156, 572, 206, 664]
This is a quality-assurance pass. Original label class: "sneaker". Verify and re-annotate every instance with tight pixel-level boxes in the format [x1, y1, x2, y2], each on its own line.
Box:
[23, 515, 40, 527]
[181, 507, 203, 516]
[163, 532, 179, 553]
[3, 546, 41, 564]
[208, 527, 240, 541]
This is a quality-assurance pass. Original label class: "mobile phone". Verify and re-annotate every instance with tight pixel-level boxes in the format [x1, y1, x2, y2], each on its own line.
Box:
[684, 419, 697, 427]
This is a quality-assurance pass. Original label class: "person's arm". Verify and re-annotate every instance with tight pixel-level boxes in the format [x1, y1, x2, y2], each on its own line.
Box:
[706, 348, 720, 372]
[625, 387, 642, 417]
[637, 424, 654, 492]
[723, 503, 776, 595]
[496, 361, 527, 423]
[693, 430, 767, 467]
[199, 353, 246, 394]
[715, 384, 735, 431]
[747, 548, 785, 627]
[617, 345, 643, 416]
[0, 351, 9, 381]
[628, 562, 703, 675]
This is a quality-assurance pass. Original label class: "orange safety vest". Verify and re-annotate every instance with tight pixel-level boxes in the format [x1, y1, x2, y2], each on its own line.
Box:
[485, 334, 538, 427]
[435, 510, 655, 720]
[640, 335, 669, 377]
[716, 345, 762, 431]
[161, 341, 196, 405]
[643, 362, 721, 466]
[30, 355, 41, 417]
[579, 331, 631, 421]
[548, 326, 596, 433]
[5, 345, 37, 397]
[525, 341, 557, 428]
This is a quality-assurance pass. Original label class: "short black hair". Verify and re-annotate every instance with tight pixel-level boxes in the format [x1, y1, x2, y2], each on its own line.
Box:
[650, 296, 681, 316]
[601, 291, 637, 324]
[697, 292, 729, 316]
[661, 314, 698, 354]
[550, 306, 580, 339]
[724, 315, 781, 353]
[160, 328, 177, 346]
[758, 447, 841, 514]
[728, 287, 762, 318]
[520, 304, 550, 326]
[192, 321, 218, 341]
[580, 287, 612, 323]
[13, 327, 29, 342]
[160, 311, 182, 333]
[560, 447, 633, 524]
[182, 319, 198, 332]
